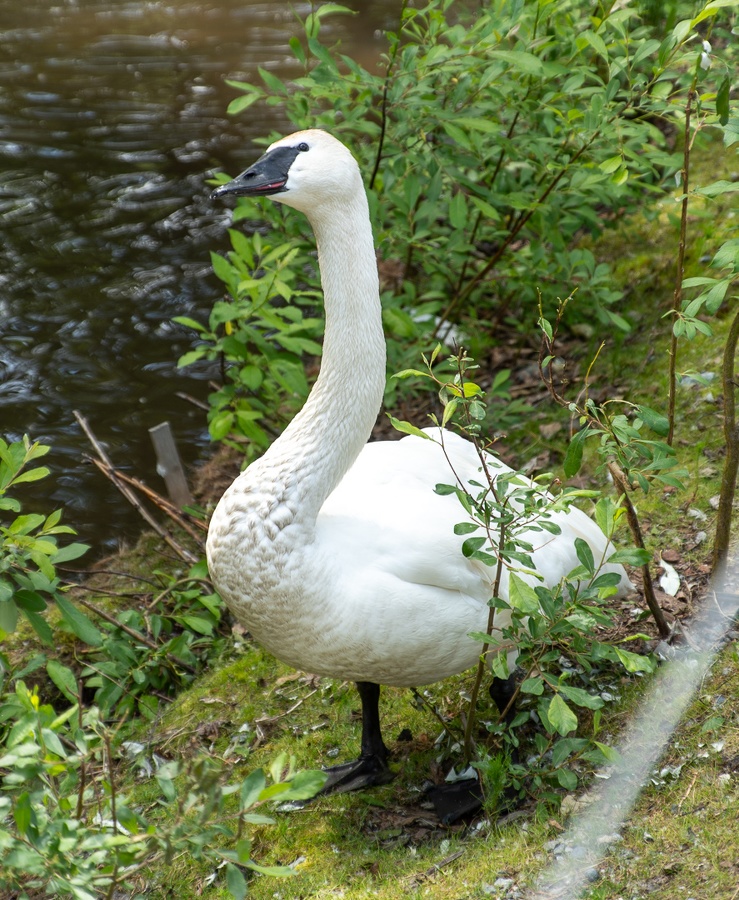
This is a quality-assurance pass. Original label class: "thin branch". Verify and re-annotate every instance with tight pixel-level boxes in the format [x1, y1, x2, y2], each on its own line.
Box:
[667, 88, 695, 446]
[538, 314, 670, 638]
[73, 594, 198, 675]
[606, 461, 670, 638]
[74, 410, 199, 564]
[712, 306, 739, 569]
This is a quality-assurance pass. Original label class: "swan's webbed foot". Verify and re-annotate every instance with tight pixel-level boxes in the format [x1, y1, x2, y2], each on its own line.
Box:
[317, 681, 394, 794]
[425, 778, 483, 824]
[319, 753, 395, 794]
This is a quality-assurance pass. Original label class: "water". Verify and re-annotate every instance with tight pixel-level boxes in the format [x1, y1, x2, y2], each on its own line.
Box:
[0, 0, 396, 552]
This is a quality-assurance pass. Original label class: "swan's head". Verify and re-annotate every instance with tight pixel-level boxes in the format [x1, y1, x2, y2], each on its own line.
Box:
[212, 129, 361, 214]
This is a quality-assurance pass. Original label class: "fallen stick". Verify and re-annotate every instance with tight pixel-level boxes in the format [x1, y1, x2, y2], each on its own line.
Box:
[73, 410, 199, 564]
[92, 461, 207, 539]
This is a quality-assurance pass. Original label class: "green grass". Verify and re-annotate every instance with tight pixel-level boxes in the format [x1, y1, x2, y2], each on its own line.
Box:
[127, 637, 738, 899]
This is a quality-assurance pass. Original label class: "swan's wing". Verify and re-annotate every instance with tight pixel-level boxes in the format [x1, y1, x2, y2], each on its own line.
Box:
[318, 429, 631, 598]
[317, 432, 496, 600]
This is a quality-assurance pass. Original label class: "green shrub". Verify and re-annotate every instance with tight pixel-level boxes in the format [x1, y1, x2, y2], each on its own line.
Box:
[180, 0, 734, 449]
[0, 678, 325, 899]
[0, 437, 88, 644]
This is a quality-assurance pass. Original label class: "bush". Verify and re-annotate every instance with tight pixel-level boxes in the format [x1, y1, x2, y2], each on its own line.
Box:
[180, 0, 734, 450]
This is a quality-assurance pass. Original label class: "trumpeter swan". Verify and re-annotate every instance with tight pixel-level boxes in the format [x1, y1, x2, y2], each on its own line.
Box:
[208, 129, 632, 792]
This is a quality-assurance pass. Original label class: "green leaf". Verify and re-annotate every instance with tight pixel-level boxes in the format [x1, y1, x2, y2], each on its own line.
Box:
[593, 740, 622, 763]
[579, 30, 608, 62]
[574, 538, 595, 576]
[228, 93, 261, 116]
[0, 599, 19, 633]
[488, 49, 544, 75]
[245, 861, 295, 877]
[13, 792, 32, 836]
[551, 736, 589, 766]
[241, 769, 267, 810]
[508, 573, 539, 614]
[277, 769, 327, 801]
[53, 542, 88, 564]
[636, 406, 670, 436]
[386, 415, 431, 440]
[46, 660, 78, 703]
[41, 727, 66, 758]
[462, 536, 486, 558]
[258, 66, 286, 95]
[607, 547, 651, 567]
[10, 467, 51, 486]
[289, 35, 306, 64]
[24, 609, 54, 645]
[55, 594, 103, 647]
[563, 428, 589, 478]
[520, 676, 544, 695]
[614, 646, 654, 673]
[716, 75, 730, 125]
[548, 695, 578, 736]
[454, 522, 479, 535]
[225, 862, 247, 900]
[557, 767, 578, 790]
[696, 180, 739, 197]
[558, 684, 604, 710]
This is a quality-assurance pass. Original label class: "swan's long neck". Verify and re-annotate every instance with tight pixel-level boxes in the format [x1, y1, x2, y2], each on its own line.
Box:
[254, 185, 385, 525]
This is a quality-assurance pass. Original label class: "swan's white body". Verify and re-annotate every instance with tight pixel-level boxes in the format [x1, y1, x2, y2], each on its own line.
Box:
[206, 130, 631, 689]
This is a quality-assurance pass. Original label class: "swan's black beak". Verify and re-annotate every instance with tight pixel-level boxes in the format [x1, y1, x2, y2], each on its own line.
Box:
[211, 145, 301, 200]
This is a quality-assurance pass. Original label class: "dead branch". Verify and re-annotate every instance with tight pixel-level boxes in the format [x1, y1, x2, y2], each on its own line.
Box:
[74, 410, 200, 564]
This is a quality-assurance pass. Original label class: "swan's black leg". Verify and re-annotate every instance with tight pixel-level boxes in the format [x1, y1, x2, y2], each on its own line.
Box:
[319, 681, 395, 794]
[489, 673, 517, 725]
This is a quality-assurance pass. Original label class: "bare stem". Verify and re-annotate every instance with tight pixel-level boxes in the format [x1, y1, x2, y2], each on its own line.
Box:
[607, 461, 670, 638]
[667, 89, 695, 446]
[712, 306, 739, 569]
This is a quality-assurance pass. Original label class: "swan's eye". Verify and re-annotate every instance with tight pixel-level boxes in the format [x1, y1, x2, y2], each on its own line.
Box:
[297, 142, 309, 152]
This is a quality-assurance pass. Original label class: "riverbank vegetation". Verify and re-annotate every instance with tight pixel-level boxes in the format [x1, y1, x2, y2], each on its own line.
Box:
[1, 0, 737, 897]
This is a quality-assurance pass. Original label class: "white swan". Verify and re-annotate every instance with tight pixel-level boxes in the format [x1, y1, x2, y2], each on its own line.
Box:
[207, 129, 632, 791]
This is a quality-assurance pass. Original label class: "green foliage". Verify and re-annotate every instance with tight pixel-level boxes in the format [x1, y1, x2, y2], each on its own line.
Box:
[677, 238, 739, 339]
[0, 440, 228, 721]
[390, 348, 656, 806]
[0, 437, 88, 644]
[182, 0, 736, 449]
[541, 300, 688, 495]
[77, 562, 226, 719]
[0, 679, 325, 899]
[175, 230, 323, 456]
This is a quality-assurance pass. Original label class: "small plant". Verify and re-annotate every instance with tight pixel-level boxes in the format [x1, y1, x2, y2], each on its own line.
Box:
[0, 678, 325, 900]
[175, 228, 323, 458]
[0, 437, 88, 645]
[72, 561, 226, 719]
[391, 348, 655, 807]
[539, 298, 689, 638]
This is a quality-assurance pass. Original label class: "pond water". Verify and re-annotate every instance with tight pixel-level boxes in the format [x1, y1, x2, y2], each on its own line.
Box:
[0, 0, 396, 552]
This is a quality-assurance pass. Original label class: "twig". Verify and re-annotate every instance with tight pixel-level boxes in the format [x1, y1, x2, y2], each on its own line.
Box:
[175, 391, 210, 412]
[712, 307, 739, 569]
[607, 461, 671, 639]
[408, 850, 465, 886]
[98, 464, 208, 538]
[667, 88, 695, 446]
[253, 689, 319, 727]
[73, 594, 198, 675]
[677, 770, 699, 812]
[410, 688, 459, 745]
[74, 410, 199, 563]
[538, 319, 670, 639]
